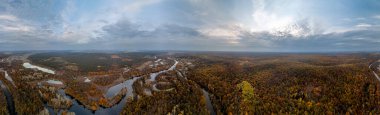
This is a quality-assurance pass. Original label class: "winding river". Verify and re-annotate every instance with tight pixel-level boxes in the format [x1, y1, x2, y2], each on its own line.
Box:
[25, 60, 215, 115]
[176, 70, 215, 115]
[42, 60, 182, 115]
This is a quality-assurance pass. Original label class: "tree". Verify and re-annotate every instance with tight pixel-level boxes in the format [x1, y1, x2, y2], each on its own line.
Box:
[237, 81, 257, 114]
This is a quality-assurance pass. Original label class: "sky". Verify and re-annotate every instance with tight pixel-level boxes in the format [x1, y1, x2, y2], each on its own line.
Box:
[0, 0, 379, 52]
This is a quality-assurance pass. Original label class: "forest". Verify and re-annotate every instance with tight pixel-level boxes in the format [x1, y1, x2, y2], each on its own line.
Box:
[183, 52, 380, 114]
[121, 71, 209, 114]
[0, 51, 380, 114]
[28, 52, 166, 73]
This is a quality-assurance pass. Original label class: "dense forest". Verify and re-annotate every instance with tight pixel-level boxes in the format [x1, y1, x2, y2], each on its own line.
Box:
[28, 52, 166, 73]
[184, 53, 380, 114]
[1, 52, 380, 114]
[1, 71, 44, 114]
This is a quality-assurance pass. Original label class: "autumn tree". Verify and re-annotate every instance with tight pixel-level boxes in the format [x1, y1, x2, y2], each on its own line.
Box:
[237, 81, 258, 114]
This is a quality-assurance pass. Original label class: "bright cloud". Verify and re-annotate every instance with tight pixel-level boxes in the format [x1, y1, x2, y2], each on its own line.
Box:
[355, 23, 372, 28]
[0, 14, 18, 21]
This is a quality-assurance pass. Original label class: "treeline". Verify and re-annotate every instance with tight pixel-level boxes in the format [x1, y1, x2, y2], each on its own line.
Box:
[28, 52, 159, 73]
[186, 54, 380, 114]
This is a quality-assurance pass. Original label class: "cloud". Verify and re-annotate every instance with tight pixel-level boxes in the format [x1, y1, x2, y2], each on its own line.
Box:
[122, 0, 162, 14]
[101, 19, 201, 40]
[199, 26, 240, 38]
[355, 23, 372, 28]
[0, 14, 33, 32]
[374, 15, 380, 19]
[270, 29, 379, 51]
[0, 14, 18, 21]
[99, 15, 380, 52]
[0, 0, 379, 51]
[0, 24, 32, 32]
[214, 23, 380, 51]
[249, 0, 325, 38]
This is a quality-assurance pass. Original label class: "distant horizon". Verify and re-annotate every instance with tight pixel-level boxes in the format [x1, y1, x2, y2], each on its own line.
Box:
[0, 49, 379, 54]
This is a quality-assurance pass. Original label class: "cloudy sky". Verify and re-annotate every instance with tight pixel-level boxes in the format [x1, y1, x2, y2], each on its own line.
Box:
[0, 0, 379, 52]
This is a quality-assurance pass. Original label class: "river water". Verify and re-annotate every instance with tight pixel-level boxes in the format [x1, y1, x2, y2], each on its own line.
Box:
[0, 80, 16, 115]
[4, 71, 15, 87]
[202, 89, 215, 115]
[22, 62, 55, 74]
[105, 77, 140, 98]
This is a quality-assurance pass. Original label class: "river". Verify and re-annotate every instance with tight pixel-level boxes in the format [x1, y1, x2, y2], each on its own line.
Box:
[26, 59, 214, 115]
[44, 60, 180, 115]
[370, 62, 380, 82]
[0, 69, 15, 87]
[0, 80, 16, 115]
[22, 62, 55, 74]
[176, 70, 215, 115]
[202, 89, 215, 115]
